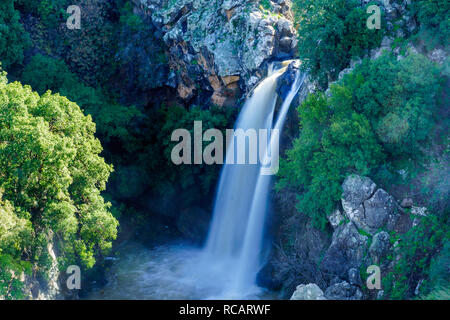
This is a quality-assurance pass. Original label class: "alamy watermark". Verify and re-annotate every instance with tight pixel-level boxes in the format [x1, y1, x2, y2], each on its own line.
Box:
[366, 265, 382, 290]
[66, 265, 81, 290]
[170, 121, 280, 175]
[366, 5, 381, 30]
[66, 5, 81, 30]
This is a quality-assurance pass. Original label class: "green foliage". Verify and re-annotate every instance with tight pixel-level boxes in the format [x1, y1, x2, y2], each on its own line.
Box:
[155, 104, 236, 207]
[260, 0, 272, 10]
[0, 0, 30, 69]
[412, 0, 450, 42]
[421, 285, 450, 300]
[0, 253, 31, 300]
[292, 0, 383, 87]
[0, 70, 118, 276]
[21, 54, 142, 158]
[277, 53, 444, 229]
[58, 0, 118, 86]
[119, 1, 144, 31]
[382, 215, 449, 299]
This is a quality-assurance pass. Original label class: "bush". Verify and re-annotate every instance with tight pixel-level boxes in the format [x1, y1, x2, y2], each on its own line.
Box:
[277, 53, 444, 229]
[21, 54, 142, 159]
[0, 70, 118, 279]
[413, 0, 450, 41]
[0, 0, 30, 69]
[382, 215, 449, 299]
[292, 0, 383, 87]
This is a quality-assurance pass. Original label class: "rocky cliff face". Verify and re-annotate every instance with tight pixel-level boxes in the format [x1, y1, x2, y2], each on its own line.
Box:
[19, 235, 77, 300]
[135, 0, 298, 106]
[283, 175, 430, 300]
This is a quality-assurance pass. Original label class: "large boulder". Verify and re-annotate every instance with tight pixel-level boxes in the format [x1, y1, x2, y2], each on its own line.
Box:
[341, 175, 376, 233]
[364, 189, 398, 232]
[320, 222, 368, 279]
[138, 0, 298, 106]
[290, 283, 326, 300]
[341, 175, 399, 234]
[324, 281, 363, 300]
[342, 175, 377, 209]
[348, 268, 362, 287]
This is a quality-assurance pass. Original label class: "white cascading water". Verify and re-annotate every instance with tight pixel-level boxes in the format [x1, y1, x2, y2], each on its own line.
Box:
[87, 61, 304, 300]
[203, 61, 304, 298]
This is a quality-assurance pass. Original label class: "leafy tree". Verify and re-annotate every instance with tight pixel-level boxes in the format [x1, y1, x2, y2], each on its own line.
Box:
[0, 70, 118, 278]
[276, 91, 384, 228]
[0, 0, 30, 69]
[413, 0, 450, 41]
[292, 0, 383, 87]
[277, 53, 444, 228]
[21, 54, 142, 160]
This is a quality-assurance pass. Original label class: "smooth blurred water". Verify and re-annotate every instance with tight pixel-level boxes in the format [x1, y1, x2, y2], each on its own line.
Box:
[204, 62, 303, 297]
[87, 242, 279, 300]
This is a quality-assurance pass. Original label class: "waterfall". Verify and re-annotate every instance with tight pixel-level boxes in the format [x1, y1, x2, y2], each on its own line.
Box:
[86, 62, 305, 300]
[203, 61, 305, 298]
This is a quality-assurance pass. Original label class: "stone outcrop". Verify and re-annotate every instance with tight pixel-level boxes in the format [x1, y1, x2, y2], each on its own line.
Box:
[324, 281, 363, 300]
[369, 231, 390, 264]
[287, 174, 421, 300]
[20, 235, 71, 300]
[328, 209, 345, 229]
[320, 222, 369, 279]
[136, 0, 298, 106]
[290, 283, 326, 300]
[341, 175, 400, 235]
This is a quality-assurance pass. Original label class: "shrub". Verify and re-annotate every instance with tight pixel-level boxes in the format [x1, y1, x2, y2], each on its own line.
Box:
[0, 0, 30, 69]
[277, 53, 443, 229]
[292, 0, 383, 87]
[382, 215, 449, 299]
[0, 70, 118, 275]
[413, 0, 450, 41]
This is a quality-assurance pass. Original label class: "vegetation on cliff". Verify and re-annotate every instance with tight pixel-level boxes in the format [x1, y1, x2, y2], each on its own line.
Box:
[0, 0, 448, 300]
[0, 70, 118, 298]
[278, 0, 449, 299]
[277, 52, 445, 229]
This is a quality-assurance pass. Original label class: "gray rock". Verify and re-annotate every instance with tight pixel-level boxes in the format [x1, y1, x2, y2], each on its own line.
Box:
[369, 231, 390, 263]
[290, 283, 326, 300]
[342, 175, 399, 234]
[324, 281, 363, 300]
[363, 189, 397, 231]
[320, 222, 368, 278]
[166, 71, 178, 88]
[276, 60, 300, 100]
[411, 206, 427, 217]
[348, 268, 362, 287]
[139, 0, 298, 105]
[406, 17, 417, 33]
[428, 49, 447, 65]
[342, 175, 377, 209]
[341, 175, 376, 232]
[400, 198, 413, 208]
[328, 209, 345, 229]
